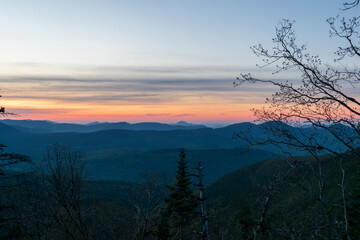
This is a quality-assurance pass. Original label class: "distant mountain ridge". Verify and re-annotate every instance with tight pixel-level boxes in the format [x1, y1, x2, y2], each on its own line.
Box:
[0, 119, 357, 184]
[0, 119, 208, 133]
[0, 120, 279, 183]
[0, 120, 354, 161]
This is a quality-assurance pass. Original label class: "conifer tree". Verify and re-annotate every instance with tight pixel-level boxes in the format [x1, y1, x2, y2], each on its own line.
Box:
[165, 149, 197, 240]
[157, 209, 172, 240]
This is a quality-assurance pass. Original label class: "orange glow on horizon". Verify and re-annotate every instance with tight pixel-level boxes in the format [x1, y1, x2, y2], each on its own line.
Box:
[0, 76, 268, 124]
[3, 98, 259, 124]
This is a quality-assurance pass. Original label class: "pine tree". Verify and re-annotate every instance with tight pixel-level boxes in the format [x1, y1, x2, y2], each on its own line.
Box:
[164, 149, 197, 240]
[157, 209, 172, 240]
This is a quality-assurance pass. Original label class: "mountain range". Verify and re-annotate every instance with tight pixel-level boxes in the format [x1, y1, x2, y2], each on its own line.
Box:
[0, 119, 208, 133]
[0, 119, 355, 184]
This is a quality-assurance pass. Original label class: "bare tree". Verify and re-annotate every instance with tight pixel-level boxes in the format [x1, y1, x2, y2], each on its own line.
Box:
[342, 0, 359, 10]
[192, 161, 210, 240]
[235, 1, 360, 239]
[39, 143, 89, 240]
[131, 173, 169, 240]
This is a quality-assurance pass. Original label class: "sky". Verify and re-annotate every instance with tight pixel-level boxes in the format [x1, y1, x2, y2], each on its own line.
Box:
[0, 0, 356, 124]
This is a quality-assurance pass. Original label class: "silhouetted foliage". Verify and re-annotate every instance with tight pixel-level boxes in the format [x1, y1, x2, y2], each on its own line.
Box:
[234, 1, 360, 239]
[164, 149, 197, 240]
[157, 209, 172, 240]
[0, 97, 30, 240]
[130, 172, 169, 240]
[39, 143, 89, 240]
[343, 0, 359, 9]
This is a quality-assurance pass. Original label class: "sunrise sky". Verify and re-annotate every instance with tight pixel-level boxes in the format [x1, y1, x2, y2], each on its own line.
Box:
[0, 1, 353, 124]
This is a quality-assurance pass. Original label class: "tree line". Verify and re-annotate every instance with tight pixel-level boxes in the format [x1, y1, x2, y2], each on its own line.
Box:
[0, 143, 213, 240]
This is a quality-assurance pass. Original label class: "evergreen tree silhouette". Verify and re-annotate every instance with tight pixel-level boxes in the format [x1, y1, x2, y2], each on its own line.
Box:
[164, 149, 197, 240]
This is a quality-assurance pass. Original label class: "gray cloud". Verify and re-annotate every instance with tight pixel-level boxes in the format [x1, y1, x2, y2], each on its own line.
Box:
[3, 62, 267, 75]
[0, 75, 279, 104]
[0, 75, 274, 92]
[6, 93, 165, 103]
[6, 108, 70, 114]
[173, 113, 195, 117]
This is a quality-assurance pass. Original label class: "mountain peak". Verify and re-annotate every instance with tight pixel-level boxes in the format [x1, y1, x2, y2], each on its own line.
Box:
[174, 121, 194, 126]
[86, 121, 102, 126]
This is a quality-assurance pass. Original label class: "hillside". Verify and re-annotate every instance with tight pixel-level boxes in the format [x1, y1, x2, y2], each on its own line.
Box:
[0, 122, 280, 183]
[0, 120, 353, 160]
[206, 150, 360, 238]
[85, 148, 278, 184]
[0, 123, 238, 158]
[0, 120, 356, 186]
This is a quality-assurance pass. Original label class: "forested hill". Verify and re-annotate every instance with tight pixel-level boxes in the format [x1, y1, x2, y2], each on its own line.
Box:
[0, 122, 240, 157]
[1, 120, 356, 183]
[206, 149, 360, 238]
[0, 120, 355, 159]
[84, 148, 278, 184]
[0, 121, 278, 183]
